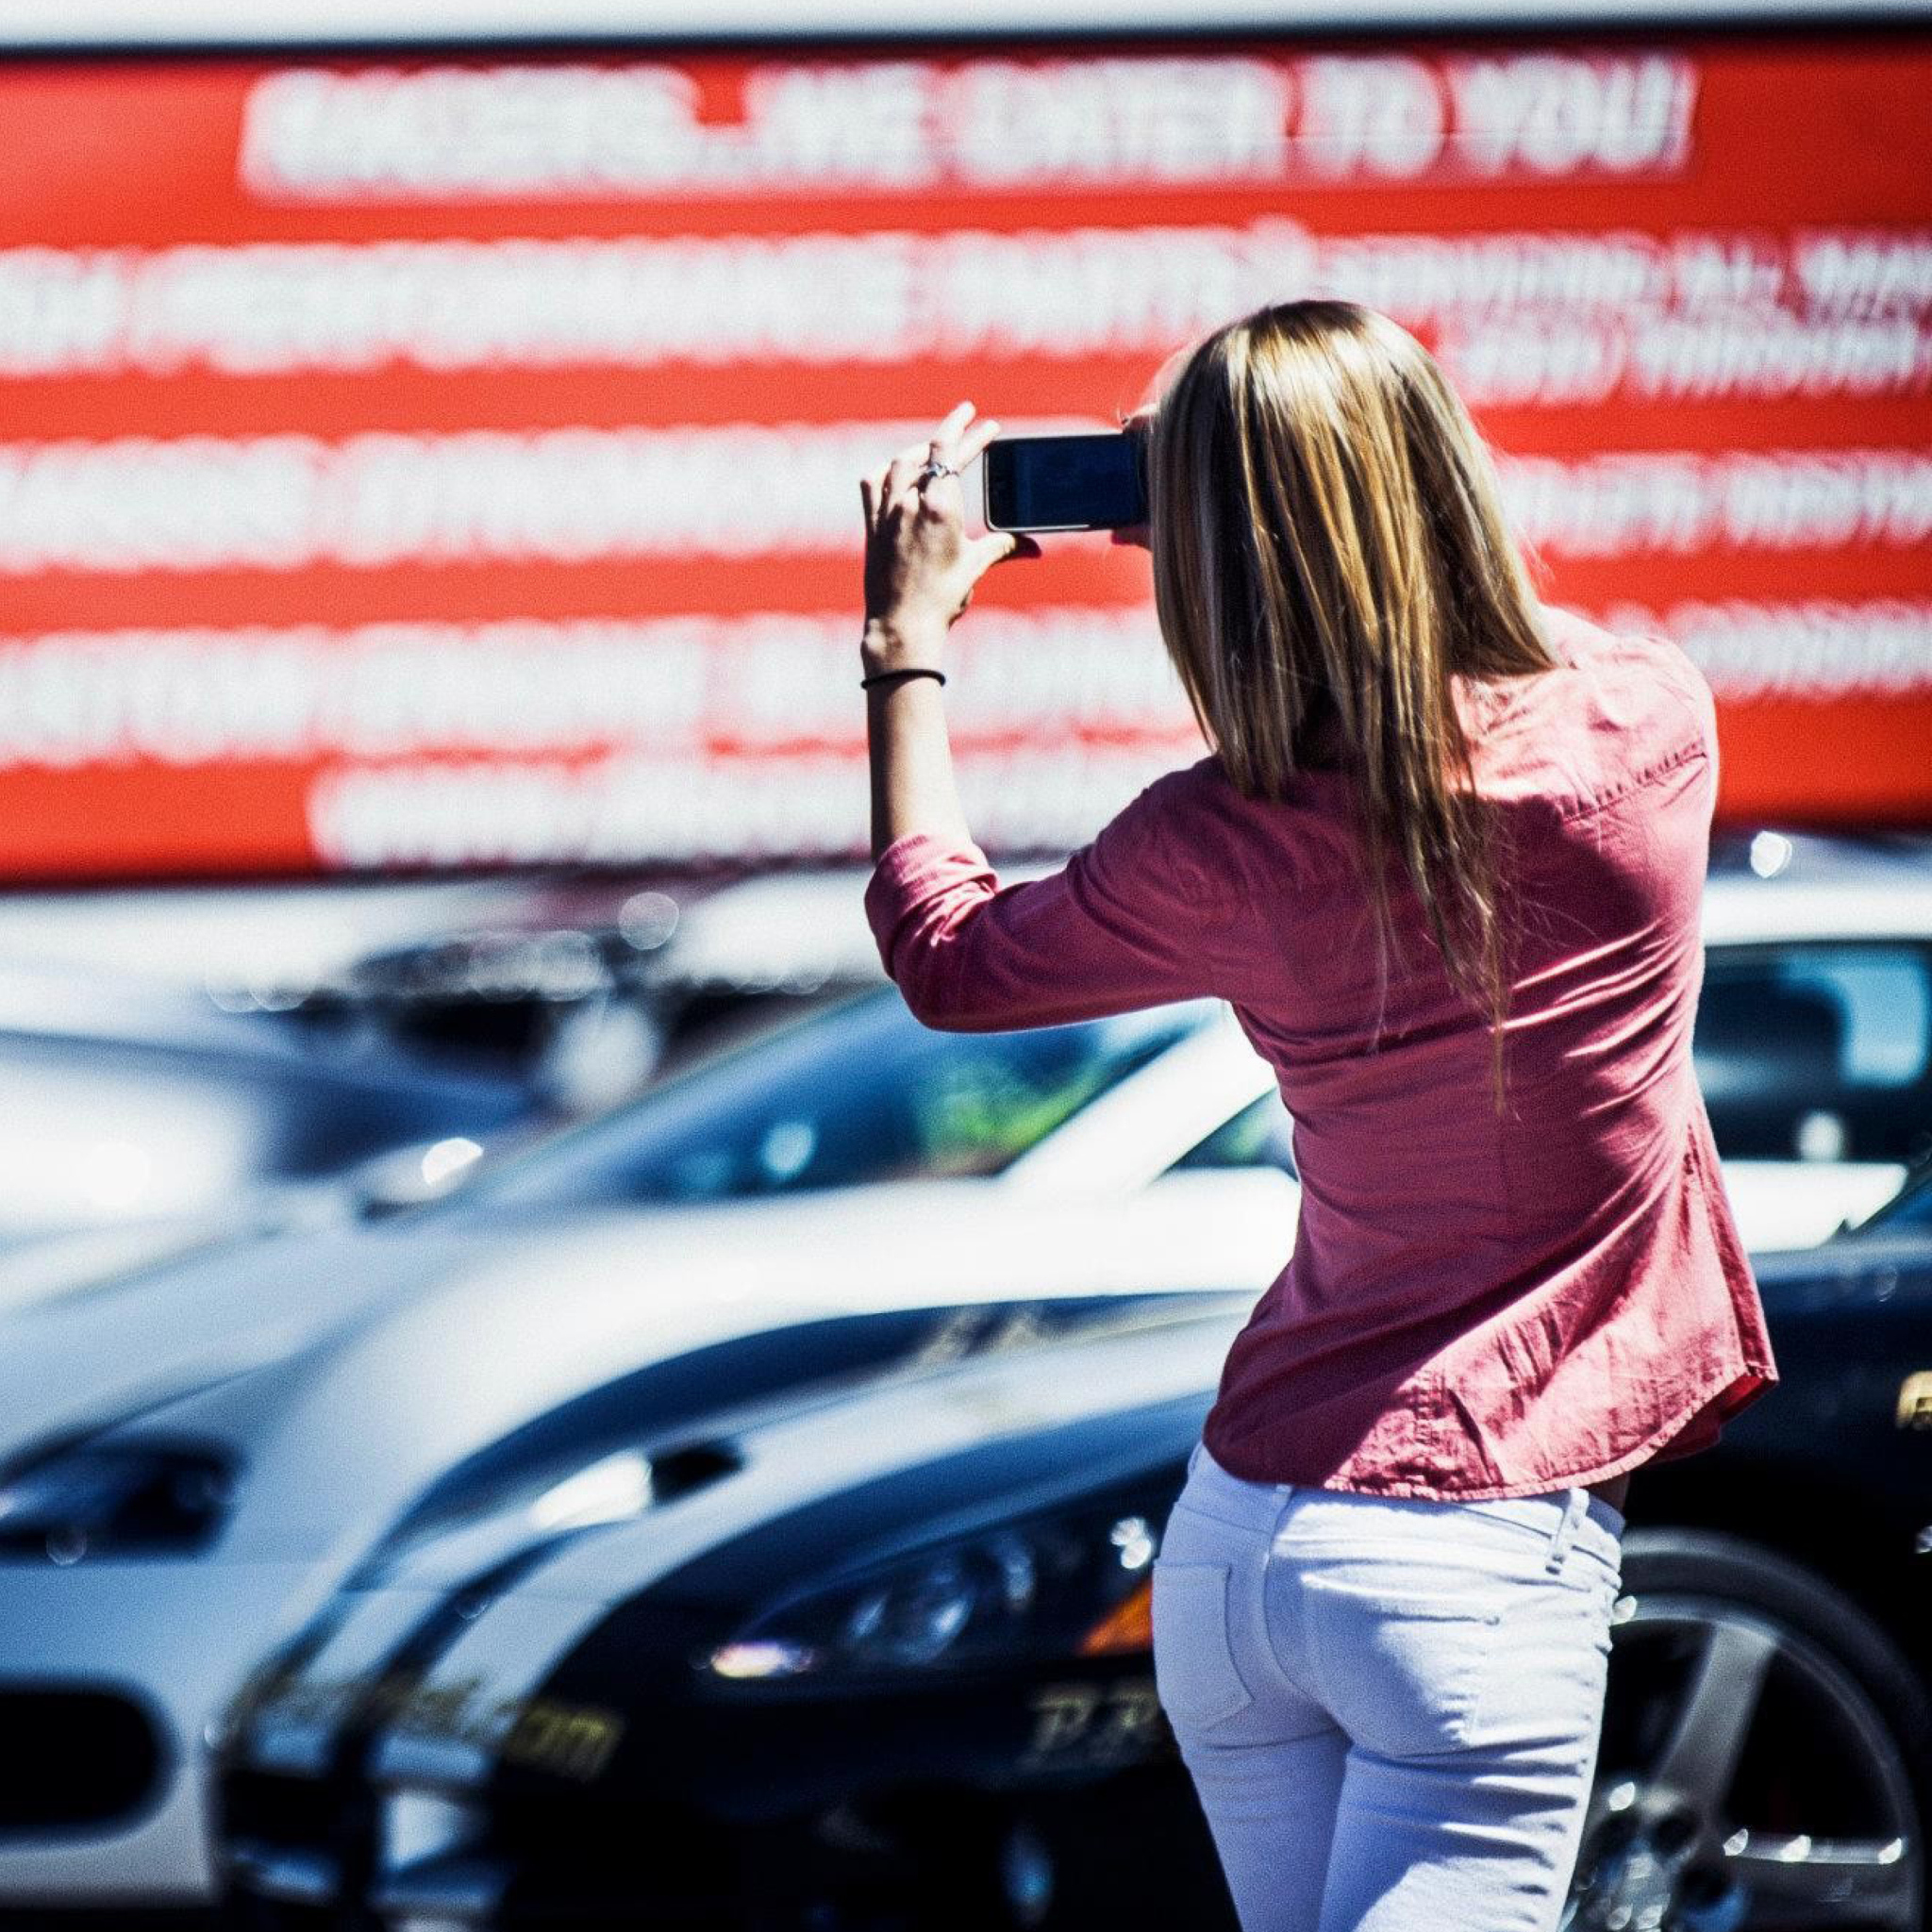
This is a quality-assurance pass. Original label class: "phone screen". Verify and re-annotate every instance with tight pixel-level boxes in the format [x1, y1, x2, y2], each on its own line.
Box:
[983, 432, 1147, 533]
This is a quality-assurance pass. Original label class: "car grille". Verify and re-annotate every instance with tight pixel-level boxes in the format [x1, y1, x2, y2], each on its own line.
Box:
[0, 1688, 161, 1830]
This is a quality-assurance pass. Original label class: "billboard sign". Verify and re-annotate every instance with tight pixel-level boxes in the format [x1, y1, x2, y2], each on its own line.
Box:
[0, 32, 1926, 874]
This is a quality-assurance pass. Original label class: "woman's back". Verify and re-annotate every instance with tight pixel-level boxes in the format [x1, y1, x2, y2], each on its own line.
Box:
[1187, 604, 1771, 1497]
[865, 603, 1772, 1501]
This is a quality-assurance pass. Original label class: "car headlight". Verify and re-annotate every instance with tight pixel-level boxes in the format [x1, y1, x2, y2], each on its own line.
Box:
[707, 1499, 1161, 1683]
[0, 1441, 239, 1562]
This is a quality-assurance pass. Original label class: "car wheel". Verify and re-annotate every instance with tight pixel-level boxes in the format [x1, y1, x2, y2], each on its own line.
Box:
[1566, 1528, 1928, 1932]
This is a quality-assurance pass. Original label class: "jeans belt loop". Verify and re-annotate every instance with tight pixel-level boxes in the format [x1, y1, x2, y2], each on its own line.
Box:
[1187, 1439, 1206, 1480]
[1269, 1478, 1297, 1548]
[1546, 1486, 1591, 1573]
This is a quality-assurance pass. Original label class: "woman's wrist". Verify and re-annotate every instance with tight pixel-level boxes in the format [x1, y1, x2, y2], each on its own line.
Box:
[860, 614, 946, 678]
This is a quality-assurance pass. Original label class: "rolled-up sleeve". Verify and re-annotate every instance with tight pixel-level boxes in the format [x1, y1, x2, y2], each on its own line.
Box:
[862, 770, 1231, 1032]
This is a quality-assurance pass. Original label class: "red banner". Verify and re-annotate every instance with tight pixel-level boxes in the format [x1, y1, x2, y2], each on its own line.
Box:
[0, 32, 1926, 874]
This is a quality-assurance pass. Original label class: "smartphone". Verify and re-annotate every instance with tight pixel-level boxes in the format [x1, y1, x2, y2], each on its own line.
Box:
[982, 431, 1147, 533]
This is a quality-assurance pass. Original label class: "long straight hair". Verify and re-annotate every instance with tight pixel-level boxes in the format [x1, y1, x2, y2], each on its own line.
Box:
[1145, 300, 1555, 1104]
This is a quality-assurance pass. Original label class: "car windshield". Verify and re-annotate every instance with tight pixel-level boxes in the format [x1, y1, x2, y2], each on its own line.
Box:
[463, 990, 1212, 1208]
[1853, 1158, 1932, 1233]
[441, 936, 1932, 1218]
[1694, 941, 1932, 1165]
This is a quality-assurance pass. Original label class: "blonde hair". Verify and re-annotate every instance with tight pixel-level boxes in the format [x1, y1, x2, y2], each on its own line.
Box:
[1146, 300, 1555, 1102]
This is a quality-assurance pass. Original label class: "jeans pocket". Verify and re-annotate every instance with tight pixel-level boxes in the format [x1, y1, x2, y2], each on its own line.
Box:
[1151, 1560, 1255, 1732]
[1298, 1574, 1502, 1757]
[1571, 1525, 1624, 1590]
[1585, 1562, 1624, 1658]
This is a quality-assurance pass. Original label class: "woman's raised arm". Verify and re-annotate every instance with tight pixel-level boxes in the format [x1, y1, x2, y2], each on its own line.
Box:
[864, 771, 1233, 1032]
[858, 405, 1232, 1032]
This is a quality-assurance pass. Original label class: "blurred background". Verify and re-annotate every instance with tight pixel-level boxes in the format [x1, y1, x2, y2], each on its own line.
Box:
[0, 2, 1927, 1929]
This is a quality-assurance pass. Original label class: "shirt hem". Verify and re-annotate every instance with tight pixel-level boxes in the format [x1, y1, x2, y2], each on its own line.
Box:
[1201, 1357, 1778, 1504]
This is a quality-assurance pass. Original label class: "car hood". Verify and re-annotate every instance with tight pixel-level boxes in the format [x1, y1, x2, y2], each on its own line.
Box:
[0, 1212, 265, 1323]
[230, 1294, 1246, 1790]
[393, 1288, 1247, 1599]
[0, 1218, 499, 1459]
[94, 1172, 1291, 1564]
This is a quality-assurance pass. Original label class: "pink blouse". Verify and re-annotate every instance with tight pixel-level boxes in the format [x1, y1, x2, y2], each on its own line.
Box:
[863, 604, 1776, 1501]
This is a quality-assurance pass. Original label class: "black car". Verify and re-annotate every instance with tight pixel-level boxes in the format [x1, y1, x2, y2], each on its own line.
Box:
[213, 1167, 1932, 1932]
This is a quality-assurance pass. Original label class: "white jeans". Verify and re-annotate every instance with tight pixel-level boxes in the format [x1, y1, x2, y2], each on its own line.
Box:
[1151, 1440, 1625, 1932]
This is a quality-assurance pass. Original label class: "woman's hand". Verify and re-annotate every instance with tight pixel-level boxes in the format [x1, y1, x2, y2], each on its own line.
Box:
[860, 402, 1039, 675]
[1108, 400, 1157, 553]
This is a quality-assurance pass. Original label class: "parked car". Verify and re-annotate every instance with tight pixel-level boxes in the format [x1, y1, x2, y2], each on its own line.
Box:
[0, 995, 1281, 1909]
[1, 831, 1927, 1911]
[0, 960, 547, 1316]
[0, 865, 995, 1331]
[0, 868, 743, 1120]
[216, 1163, 1932, 1931]
[591, 827, 1932, 1241]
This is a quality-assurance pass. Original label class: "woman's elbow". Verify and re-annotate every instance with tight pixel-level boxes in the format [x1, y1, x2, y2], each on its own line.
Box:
[891, 974, 979, 1032]
[885, 959, 1012, 1033]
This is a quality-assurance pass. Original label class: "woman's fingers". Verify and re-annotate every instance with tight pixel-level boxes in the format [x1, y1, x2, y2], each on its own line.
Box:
[884, 441, 929, 505]
[955, 415, 1002, 471]
[861, 405, 1031, 639]
[872, 407, 994, 517]
[948, 528, 1040, 618]
[916, 408, 994, 530]
[976, 529, 1041, 569]
[864, 406, 1001, 557]
[927, 400, 975, 465]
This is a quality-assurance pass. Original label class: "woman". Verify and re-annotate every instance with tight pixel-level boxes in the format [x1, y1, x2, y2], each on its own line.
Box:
[856, 300, 1774, 1932]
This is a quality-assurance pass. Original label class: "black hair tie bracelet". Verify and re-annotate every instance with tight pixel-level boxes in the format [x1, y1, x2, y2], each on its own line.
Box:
[860, 667, 946, 690]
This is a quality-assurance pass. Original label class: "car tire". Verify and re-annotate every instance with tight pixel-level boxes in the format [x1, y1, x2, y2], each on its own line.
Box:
[1570, 1527, 1929, 1932]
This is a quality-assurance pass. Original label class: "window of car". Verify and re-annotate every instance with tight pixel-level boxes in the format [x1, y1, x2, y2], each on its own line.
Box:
[1860, 1162, 1932, 1231]
[465, 990, 1212, 1207]
[0, 1036, 533, 1241]
[1171, 1091, 1298, 1175]
[1695, 942, 1932, 1167]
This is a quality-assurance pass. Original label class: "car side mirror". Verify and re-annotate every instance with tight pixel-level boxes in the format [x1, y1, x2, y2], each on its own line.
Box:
[351, 1136, 489, 1220]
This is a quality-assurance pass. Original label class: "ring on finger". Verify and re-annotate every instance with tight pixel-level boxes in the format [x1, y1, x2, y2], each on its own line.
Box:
[916, 456, 959, 486]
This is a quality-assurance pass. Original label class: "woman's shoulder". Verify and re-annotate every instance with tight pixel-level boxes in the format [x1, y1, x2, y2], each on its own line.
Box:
[1121, 753, 1338, 898]
[1481, 605, 1718, 815]
[1123, 754, 1257, 860]
[1537, 605, 1715, 736]
[1153, 750, 1347, 826]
